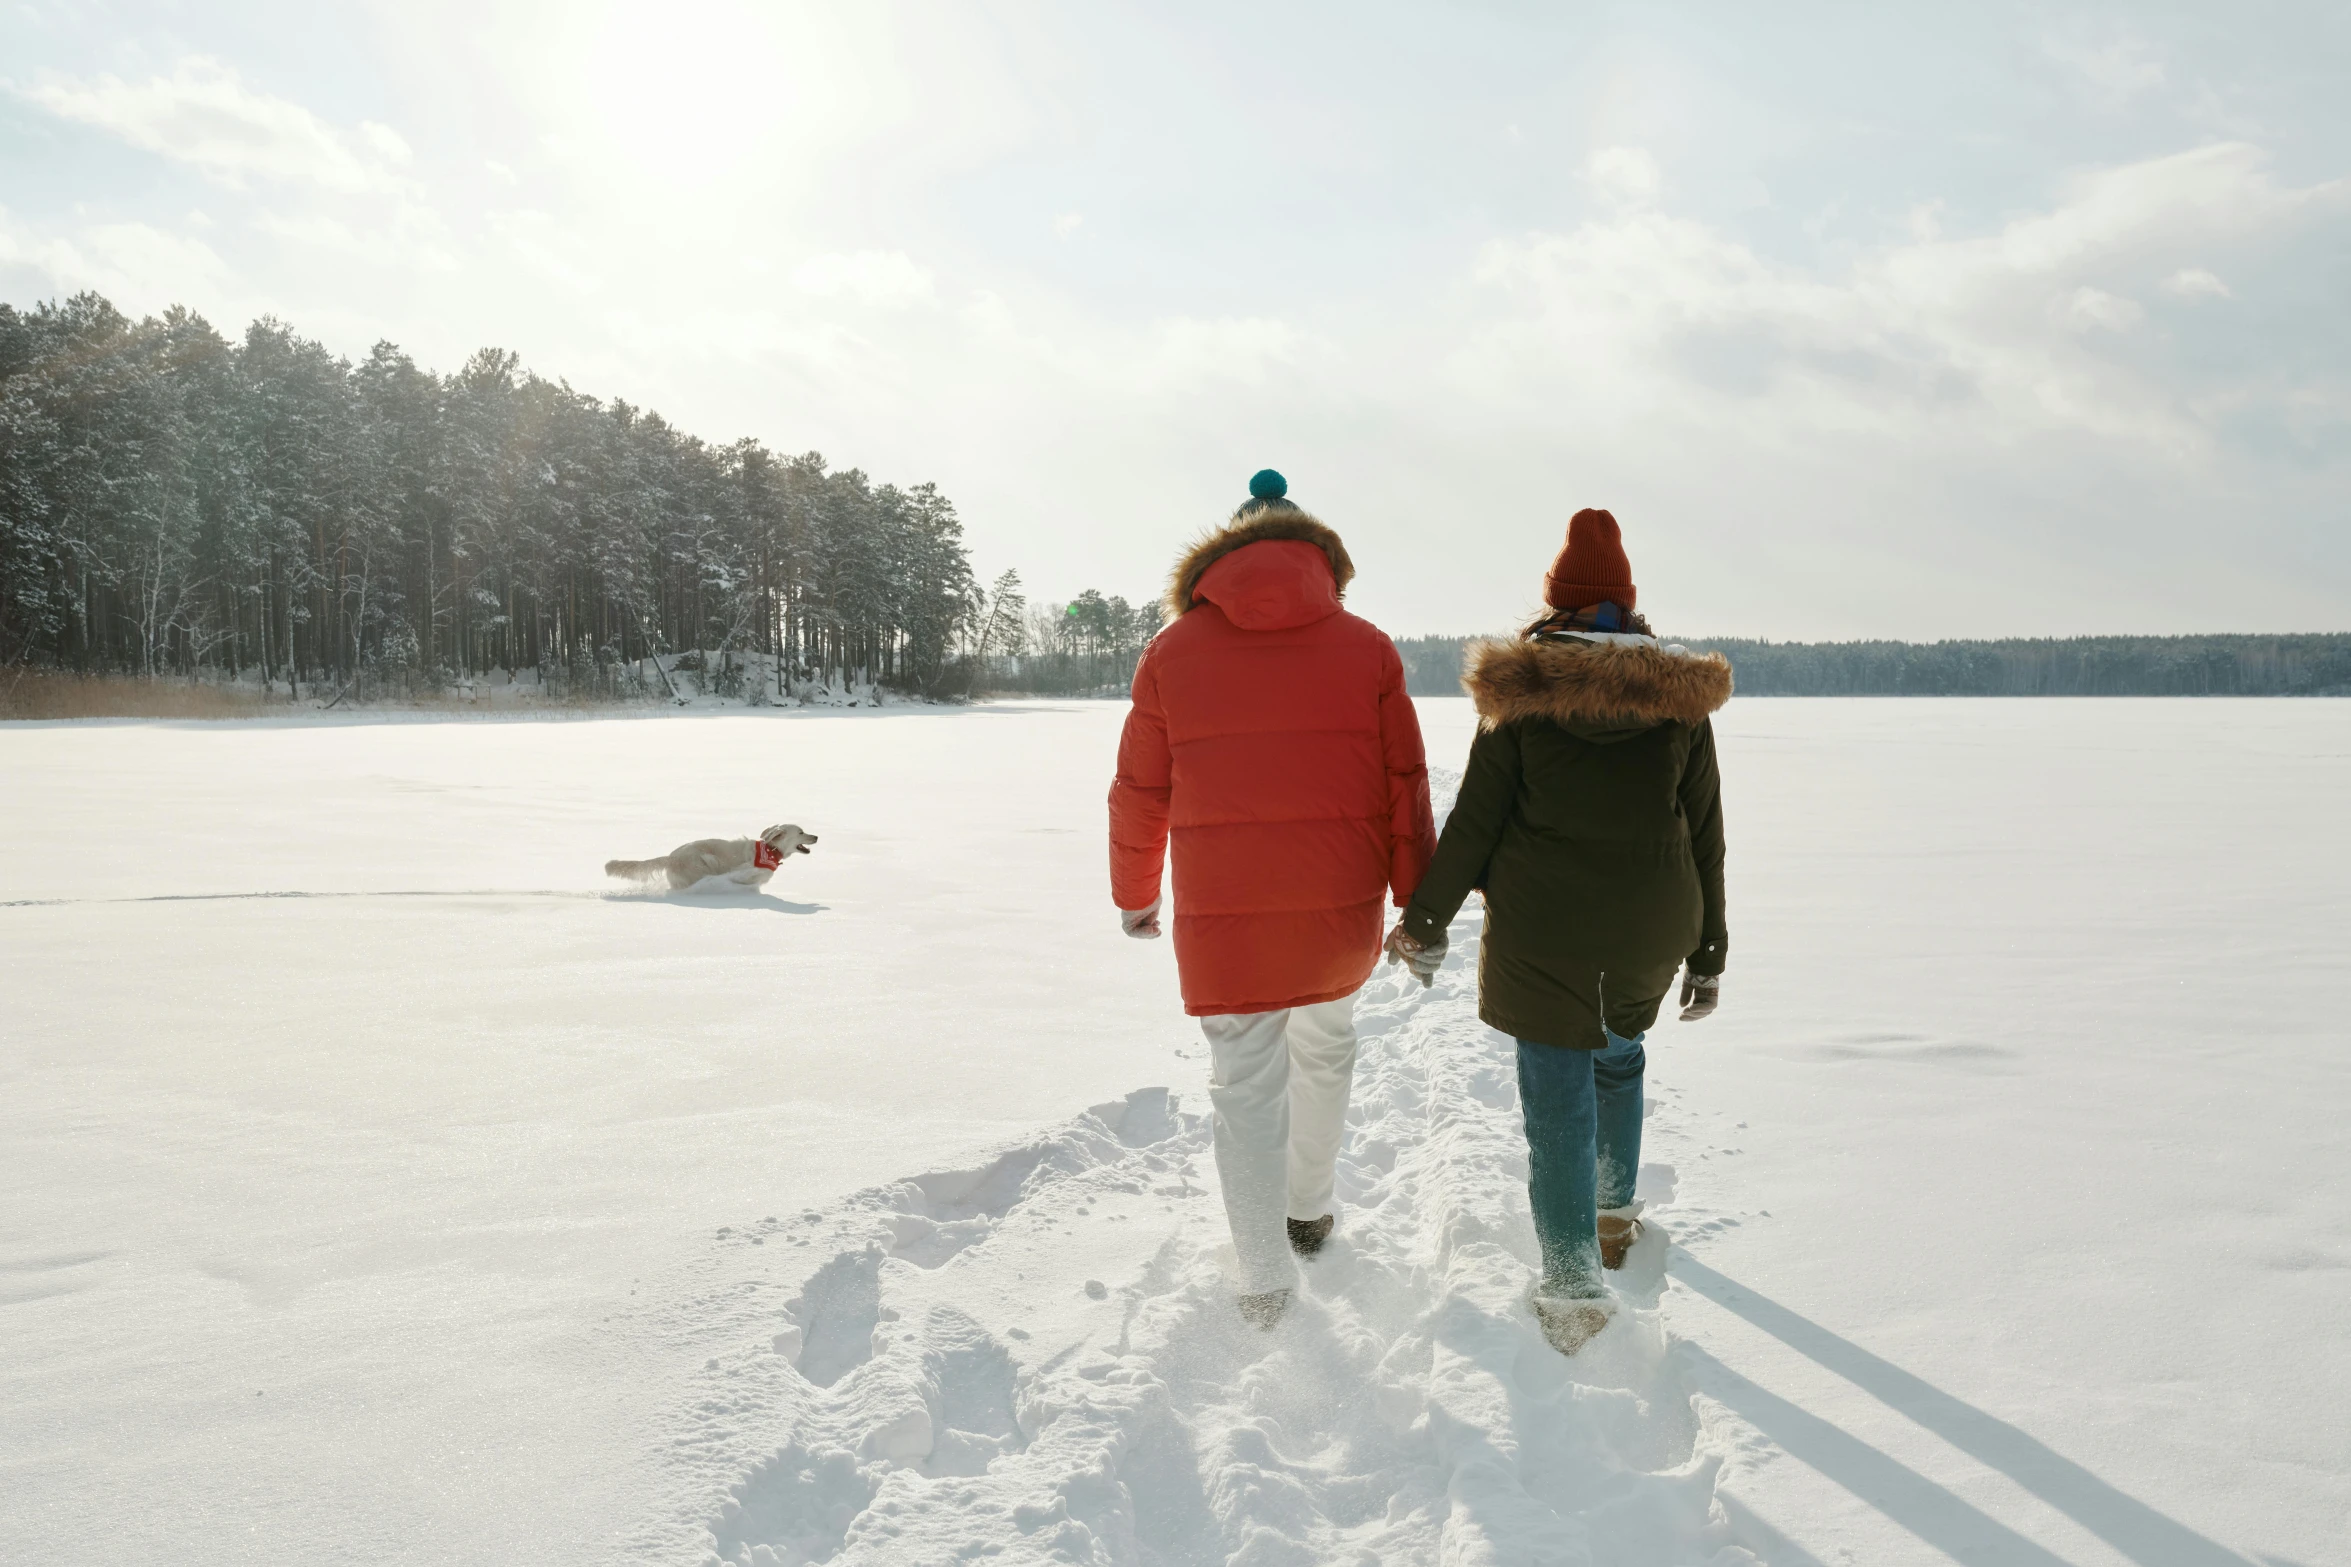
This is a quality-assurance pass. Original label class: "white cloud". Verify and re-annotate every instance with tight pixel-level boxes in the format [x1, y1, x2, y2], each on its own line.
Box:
[2041, 27, 2167, 108]
[790, 250, 935, 307]
[486, 209, 602, 296]
[1584, 146, 1661, 208]
[930, 283, 1305, 396]
[1135, 316, 1305, 390]
[1458, 142, 2347, 452]
[253, 209, 460, 273]
[2063, 286, 2144, 333]
[357, 122, 412, 166]
[21, 58, 410, 194]
[2162, 267, 2232, 299]
[0, 207, 229, 302]
[16, 58, 466, 283]
[1053, 212, 1084, 240]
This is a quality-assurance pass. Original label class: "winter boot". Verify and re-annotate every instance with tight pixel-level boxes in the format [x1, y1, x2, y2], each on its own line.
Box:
[1598, 1201, 1644, 1270]
[1236, 1289, 1292, 1331]
[1531, 1293, 1615, 1356]
[1287, 1215, 1335, 1257]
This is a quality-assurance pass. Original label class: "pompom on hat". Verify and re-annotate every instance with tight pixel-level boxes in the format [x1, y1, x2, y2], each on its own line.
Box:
[1543, 507, 1636, 612]
[1236, 467, 1297, 517]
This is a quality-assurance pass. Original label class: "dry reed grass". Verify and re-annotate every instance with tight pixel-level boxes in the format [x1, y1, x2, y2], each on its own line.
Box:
[0, 671, 273, 721]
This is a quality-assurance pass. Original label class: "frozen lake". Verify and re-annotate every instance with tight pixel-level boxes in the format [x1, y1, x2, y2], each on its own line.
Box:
[3, 698, 2345, 1565]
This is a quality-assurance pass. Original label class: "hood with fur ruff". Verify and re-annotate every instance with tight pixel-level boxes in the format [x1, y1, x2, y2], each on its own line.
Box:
[1464, 635, 1732, 732]
[1164, 509, 1354, 622]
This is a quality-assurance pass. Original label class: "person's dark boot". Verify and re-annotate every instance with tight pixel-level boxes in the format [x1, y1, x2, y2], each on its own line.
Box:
[1597, 1202, 1644, 1270]
[1287, 1215, 1334, 1257]
[1236, 1289, 1291, 1330]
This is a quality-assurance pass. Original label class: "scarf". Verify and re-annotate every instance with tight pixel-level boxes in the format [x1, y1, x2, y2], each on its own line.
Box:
[1529, 601, 1640, 637]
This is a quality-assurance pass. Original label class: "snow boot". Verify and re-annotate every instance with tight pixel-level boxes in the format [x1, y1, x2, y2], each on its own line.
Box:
[1236, 1288, 1292, 1330]
[1532, 1293, 1615, 1356]
[1287, 1215, 1334, 1257]
[1598, 1201, 1644, 1270]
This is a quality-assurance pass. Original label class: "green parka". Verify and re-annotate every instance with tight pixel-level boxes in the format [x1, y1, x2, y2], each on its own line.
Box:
[1400, 634, 1732, 1049]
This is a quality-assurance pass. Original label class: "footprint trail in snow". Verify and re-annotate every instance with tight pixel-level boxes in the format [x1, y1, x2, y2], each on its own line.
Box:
[649, 909, 1768, 1567]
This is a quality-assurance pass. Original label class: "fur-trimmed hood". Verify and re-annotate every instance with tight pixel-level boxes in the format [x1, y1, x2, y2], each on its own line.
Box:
[1464, 635, 1732, 732]
[1165, 508, 1354, 622]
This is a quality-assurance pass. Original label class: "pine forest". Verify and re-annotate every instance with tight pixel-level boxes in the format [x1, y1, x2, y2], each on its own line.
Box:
[0, 292, 1161, 704]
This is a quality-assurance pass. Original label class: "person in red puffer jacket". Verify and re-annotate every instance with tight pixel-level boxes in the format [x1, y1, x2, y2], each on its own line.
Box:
[1110, 469, 1437, 1326]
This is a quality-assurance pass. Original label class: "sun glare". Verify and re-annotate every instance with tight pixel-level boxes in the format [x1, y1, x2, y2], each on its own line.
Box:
[542, 1, 902, 192]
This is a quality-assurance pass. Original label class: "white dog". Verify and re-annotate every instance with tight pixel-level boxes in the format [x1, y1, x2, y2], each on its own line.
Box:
[605, 824, 818, 891]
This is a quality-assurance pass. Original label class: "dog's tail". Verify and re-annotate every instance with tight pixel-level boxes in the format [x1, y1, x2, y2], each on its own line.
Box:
[604, 857, 667, 881]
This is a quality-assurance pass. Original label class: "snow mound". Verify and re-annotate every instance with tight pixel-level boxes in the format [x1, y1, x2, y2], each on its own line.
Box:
[671, 925, 1759, 1567]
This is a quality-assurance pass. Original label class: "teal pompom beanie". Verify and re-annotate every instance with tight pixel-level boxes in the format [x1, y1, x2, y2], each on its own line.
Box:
[1238, 468, 1296, 516]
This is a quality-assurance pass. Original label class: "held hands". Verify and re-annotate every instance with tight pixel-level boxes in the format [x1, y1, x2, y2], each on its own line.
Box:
[1119, 898, 1163, 940]
[1383, 922, 1446, 988]
[1678, 969, 1720, 1022]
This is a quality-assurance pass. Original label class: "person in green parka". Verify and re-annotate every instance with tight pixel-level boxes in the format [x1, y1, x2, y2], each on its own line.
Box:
[1384, 507, 1731, 1354]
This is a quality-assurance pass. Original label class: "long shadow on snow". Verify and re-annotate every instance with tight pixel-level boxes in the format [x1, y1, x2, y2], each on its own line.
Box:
[617, 891, 826, 915]
[1673, 1255, 2258, 1567]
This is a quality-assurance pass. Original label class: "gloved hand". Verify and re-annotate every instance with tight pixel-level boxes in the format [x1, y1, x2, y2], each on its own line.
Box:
[1119, 898, 1163, 940]
[1678, 969, 1720, 1022]
[1383, 922, 1446, 988]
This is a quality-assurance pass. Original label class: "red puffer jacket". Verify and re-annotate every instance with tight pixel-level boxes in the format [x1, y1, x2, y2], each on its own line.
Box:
[1109, 510, 1437, 1016]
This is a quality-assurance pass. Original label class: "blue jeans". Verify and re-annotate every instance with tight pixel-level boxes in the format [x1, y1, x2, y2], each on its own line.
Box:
[1516, 1027, 1645, 1298]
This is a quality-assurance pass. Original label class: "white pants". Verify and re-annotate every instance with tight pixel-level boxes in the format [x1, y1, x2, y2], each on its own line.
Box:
[1200, 993, 1359, 1294]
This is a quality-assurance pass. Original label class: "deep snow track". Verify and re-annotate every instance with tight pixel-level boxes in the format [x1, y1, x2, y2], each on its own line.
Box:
[659, 915, 1765, 1567]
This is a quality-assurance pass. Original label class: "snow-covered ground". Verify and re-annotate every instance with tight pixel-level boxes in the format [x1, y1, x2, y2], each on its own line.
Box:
[2, 699, 2345, 1565]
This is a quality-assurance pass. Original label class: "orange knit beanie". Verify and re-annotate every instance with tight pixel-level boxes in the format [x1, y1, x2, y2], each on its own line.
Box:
[1542, 508, 1636, 612]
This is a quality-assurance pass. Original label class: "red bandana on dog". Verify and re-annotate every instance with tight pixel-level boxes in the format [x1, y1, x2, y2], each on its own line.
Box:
[752, 840, 784, 870]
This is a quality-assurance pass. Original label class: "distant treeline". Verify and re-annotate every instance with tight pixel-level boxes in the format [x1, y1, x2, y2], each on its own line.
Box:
[969, 578, 1162, 697]
[1396, 634, 2351, 698]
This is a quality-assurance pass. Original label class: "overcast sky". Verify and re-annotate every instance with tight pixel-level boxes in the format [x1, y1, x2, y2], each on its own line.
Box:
[3, 1, 2345, 637]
